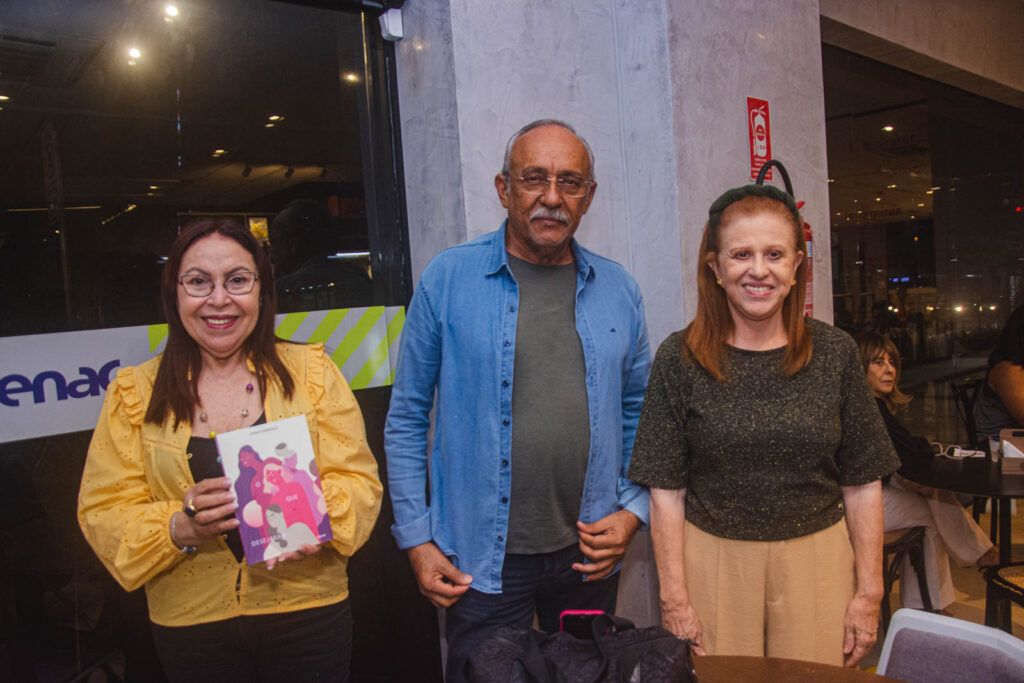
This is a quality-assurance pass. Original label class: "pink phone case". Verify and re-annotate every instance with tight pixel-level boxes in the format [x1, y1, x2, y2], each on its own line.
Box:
[559, 609, 605, 633]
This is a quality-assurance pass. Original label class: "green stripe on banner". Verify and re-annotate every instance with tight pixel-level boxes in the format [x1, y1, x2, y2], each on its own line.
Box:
[275, 312, 309, 340]
[308, 309, 348, 345]
[331, 307, 384, 368]
[384, 308, 405, 385]
[350, 335, 390, 389]
[386, 307, 405, 344]
[148, 324, 168, 353]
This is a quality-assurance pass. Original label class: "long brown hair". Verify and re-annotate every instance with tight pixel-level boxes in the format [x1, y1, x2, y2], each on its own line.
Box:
[855, 331, 911, 411]
[683, 185, 811, 381]
[145, 217, 295, 426]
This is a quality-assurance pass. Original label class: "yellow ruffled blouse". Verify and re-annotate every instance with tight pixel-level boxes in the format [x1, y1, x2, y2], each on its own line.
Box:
[77, 342, 382, 627]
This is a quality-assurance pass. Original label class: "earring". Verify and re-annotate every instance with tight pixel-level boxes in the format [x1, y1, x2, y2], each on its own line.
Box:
[716, 279, 722, 286]
[791, 279, 797, 285]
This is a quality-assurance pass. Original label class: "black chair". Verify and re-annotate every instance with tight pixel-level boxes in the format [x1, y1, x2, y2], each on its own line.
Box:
[950, 377, 983, 447]
[882, 527, 933, 632]
[984, 562, 1024, 633]
[950, 377, 995, 532]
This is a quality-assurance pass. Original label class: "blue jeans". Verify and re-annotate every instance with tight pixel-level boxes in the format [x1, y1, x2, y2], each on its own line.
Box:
[445, 544, 620, 683]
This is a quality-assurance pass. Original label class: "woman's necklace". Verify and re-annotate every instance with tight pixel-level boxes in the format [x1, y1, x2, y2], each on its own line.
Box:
[199, 380, 256, 438]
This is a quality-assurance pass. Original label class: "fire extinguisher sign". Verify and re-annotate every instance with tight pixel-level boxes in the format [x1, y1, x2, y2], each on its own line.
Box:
[747, 97, 772, 181]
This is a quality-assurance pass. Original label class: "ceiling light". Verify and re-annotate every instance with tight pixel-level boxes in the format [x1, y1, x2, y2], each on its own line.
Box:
[265, 123, 275, 128]
[212, 149, 227, 157]
[343, 73, 359, 83]
[165, 5, 179, 17]
[0, 95, 9, 101]
[917, 203, 925, 207]
[268, 114, 283, 121]
[149, 185, 159, 190]
[128, 47, 141, 59]
[882, 125, 894, 132]
[887, 184, 896, 189]
[875, 197, 881, 202]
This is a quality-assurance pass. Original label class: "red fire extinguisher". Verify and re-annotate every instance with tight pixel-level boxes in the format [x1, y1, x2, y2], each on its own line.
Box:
[756, 160, 812, 317]
[797, 200, 813, 318]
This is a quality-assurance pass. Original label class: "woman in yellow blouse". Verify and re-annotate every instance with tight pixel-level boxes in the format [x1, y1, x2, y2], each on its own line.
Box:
[78, 217, 382, 682]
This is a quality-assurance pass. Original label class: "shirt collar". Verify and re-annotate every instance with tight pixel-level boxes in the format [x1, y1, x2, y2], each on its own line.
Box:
[486, 219, 592, 281]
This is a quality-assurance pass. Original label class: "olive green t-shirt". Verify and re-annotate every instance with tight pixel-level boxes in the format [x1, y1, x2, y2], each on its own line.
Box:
[505, 254, 590, 554]
[628, 318, 898, 541]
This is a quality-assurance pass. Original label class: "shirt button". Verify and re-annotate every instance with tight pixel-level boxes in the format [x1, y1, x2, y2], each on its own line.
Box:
[502, 459, 509, 467]
[504, 340, 511, 347]
[503, 380, 510, 387]
[509, 305, 515, 312]
[503, 418, 510, 426]
[497, 535, 504, 542]
[501, 497, 508, 504]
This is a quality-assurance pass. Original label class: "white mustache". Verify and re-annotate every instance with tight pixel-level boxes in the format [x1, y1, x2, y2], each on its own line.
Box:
[530, 207, 569, 224]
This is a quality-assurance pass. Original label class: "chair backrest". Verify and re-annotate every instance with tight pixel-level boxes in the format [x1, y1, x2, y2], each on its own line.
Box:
[950, 377, 983, 447]
[877, 608, 1024, 682]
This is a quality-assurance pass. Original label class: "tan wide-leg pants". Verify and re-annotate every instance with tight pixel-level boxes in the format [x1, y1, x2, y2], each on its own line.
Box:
[683, 519, 855, 666]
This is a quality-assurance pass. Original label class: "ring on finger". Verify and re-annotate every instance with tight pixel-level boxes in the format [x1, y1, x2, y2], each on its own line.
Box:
[184, 499, 199, 518]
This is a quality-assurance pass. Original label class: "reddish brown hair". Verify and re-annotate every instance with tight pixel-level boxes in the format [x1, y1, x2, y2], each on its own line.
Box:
[145, 217, 295, 426]
[683, 189, 811, 381]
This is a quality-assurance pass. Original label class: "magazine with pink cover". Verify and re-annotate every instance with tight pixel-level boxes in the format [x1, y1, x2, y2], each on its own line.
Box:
[215, 414, 332, 565]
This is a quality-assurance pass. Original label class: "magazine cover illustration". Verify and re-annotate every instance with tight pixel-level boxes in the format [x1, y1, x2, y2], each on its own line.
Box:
[215, 414, 332, 564]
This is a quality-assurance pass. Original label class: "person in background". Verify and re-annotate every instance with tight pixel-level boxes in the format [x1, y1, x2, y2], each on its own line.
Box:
[385, 119, 650, 682]
[975, 304, 1024, 444]
[629, 184, 898, 667]
[856, 332, 997, 612]
[78, 217, 382, 682]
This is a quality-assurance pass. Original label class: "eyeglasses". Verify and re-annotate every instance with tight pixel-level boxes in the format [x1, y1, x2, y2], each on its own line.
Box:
[178, 270, 258, 297]
[509, 172, 593, 198]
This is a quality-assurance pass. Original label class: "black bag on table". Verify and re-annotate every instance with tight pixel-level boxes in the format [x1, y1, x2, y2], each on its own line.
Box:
[464, 613, 697, 682]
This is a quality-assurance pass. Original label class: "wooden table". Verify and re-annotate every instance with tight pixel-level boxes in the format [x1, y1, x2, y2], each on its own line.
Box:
[693, 655, 898, 682]
[899, 455, 1024, 565]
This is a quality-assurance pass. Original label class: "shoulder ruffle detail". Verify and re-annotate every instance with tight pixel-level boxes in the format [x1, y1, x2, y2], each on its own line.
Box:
[108, 366, 146, 426]
[304, 343, 326, 404]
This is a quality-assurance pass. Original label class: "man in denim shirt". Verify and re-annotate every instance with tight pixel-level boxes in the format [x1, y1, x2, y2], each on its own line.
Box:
[385, 120, 651, 680]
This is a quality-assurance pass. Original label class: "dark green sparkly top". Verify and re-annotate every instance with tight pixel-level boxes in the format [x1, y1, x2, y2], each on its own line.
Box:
[628, 318, 898, 541]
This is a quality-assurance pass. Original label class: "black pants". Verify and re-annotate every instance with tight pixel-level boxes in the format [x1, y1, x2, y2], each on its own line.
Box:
[151, 600, 352, 682]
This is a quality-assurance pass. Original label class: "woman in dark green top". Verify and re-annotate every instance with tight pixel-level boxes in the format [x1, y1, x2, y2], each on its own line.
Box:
[629, 185, 897, 667]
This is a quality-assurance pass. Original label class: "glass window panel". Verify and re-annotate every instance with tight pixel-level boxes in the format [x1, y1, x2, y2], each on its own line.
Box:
[824, 45, 1024, 442]
[0, 0, 390, 337]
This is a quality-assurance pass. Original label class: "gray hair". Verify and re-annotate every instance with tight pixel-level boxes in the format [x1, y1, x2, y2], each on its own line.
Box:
[500, 119, 596, 180]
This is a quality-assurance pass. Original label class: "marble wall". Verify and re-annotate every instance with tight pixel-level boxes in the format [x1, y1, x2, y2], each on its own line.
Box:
[396, 0, 685, 348]
[665, 0, 832, 323]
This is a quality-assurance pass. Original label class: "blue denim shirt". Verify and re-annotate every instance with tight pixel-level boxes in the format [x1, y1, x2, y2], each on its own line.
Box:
[385, 224, 651, 594]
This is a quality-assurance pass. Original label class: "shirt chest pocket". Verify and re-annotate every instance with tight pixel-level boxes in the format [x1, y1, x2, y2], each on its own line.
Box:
[141, 432, 191, 501]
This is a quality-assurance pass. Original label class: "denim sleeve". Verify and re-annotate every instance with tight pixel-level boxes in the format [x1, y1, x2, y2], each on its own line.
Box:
[384, 276, 441, 550]
[617, 291, 652, 526]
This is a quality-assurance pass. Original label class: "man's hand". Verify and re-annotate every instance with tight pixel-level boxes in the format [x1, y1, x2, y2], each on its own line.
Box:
[572, 509, 640, 580]
[407, 542, 473, 608]
[842, 593, 879, 667]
